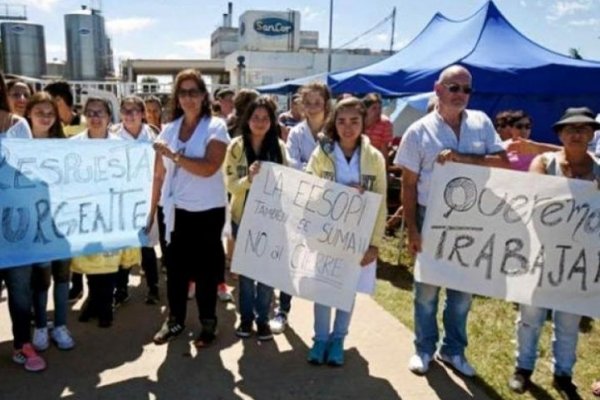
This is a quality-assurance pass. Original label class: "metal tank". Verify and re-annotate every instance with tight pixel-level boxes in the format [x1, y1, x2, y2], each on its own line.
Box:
[1, 22, 47, 78]
[64, 6, 108, 80]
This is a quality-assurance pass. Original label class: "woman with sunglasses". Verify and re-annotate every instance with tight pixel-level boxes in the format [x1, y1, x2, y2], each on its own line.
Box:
[508, 107, 600, 399]
[112, 96, 161, 306]
[0, 74, 45, 372]
[0, 73, 32, 139]
[501, 110, 560, 171]
[305, 97, 386, 366]
[24, 92, 76, 353]
[6, 79, 32, 117]
[70, 97, 140, 328]
[149, 69, 230, 347]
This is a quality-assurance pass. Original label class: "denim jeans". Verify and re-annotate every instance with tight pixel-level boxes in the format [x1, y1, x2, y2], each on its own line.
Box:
[313, 302, 354, 342]
[238, 275, 273, 325]
[516, 304, 581, 376]
[32, 260, 70, 328]
[1, 266, 33, 349]
[414, 205, 472, 357]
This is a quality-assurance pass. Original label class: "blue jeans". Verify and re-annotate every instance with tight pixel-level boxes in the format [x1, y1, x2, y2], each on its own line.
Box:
[414, 205, 472, 356]
[313, 302, 354, 342]
[32, 260, 70, 328]
[516, 305, 581, 376]
[238, 275, 273, 325]
[1, 266, 33, 349]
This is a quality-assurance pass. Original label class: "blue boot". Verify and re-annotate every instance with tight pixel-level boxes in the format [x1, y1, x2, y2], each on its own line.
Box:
[307, 340, 328, 365]
[326, 338, 344, 366]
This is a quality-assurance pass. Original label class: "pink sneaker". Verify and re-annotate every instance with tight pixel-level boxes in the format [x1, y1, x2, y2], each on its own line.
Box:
[12, 343, 47, 372]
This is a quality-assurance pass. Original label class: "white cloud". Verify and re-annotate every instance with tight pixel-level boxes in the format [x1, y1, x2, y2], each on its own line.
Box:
[546, 0, 593, 21]
[300, 6, 321, 22]
[520, 0, 528, 7]
[174, 39, 210, 58]
[375, 33, 389, 43]
[106, 17, 156, 35]
[20, 0, 60, 12]
[568, 17, 600, 26]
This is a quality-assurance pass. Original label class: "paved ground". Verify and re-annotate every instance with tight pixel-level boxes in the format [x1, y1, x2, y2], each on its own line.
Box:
[0, 270, 493, 400]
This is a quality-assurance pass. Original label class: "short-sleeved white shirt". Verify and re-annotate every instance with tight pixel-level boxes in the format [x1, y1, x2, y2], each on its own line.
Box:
[286, 120, 317, 170]
[394, 109, 504, 206]
[0, 117, 32, 139]
[69, 130, 121, 140]
[158, 116, 231, 212]
[115, 124, 157, 143]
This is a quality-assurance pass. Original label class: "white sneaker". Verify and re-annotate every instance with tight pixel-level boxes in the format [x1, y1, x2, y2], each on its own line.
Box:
[436, 353, 476, 377]
[51, 325, 75, 350]
[32, 327, 49, 351]
[408, 352, 432, 375]
[269, 313, 288, 334]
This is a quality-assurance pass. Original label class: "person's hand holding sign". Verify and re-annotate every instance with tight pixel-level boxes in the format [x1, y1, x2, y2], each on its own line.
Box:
[248, 161, 261, 183]
[436, 148, 460, 164]
[153, 140, 176, 161]
[360, 245, 378, 266]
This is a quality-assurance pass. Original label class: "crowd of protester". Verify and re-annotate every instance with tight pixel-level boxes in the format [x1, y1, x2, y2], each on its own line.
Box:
[0, 67, 599, 399]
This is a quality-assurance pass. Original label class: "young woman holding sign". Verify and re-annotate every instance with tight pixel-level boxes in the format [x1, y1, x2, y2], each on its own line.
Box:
[508, 107, 600, 399]
[25, 92, 76, 352]
[224, 96, 288, 341]
[0, 73, 45, 372]
[70, 97, 141, 328]
[305, 97, 386, 366]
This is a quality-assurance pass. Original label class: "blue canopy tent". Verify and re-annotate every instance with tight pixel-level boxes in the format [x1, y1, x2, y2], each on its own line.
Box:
[256, 72, 328, 95]
[328, 1, 600, 143]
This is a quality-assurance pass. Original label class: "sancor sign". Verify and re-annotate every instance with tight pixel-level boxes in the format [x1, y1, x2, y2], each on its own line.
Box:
[253, 18, 293, 36]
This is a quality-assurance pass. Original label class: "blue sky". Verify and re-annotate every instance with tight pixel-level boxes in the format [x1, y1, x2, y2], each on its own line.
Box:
[14, 0, 600, 72]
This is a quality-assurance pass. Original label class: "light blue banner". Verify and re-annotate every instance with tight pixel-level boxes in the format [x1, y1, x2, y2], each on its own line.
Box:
[0, 139, 155, 268]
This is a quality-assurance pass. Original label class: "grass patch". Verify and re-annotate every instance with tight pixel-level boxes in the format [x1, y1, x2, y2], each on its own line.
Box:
[375, 230, 600, 400]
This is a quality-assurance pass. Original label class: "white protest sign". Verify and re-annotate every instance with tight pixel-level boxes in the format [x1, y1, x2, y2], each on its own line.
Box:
[417, 162, 600, 318]
[231, 162, 382, 312]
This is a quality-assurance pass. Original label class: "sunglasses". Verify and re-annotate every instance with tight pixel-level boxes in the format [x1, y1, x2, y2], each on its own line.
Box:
[121, 108, 142, 116]
[443, 83, 473, 95]
[85, 110, 108, 118]
[514, 123, 531, 130]
[178, 88, 203, 98]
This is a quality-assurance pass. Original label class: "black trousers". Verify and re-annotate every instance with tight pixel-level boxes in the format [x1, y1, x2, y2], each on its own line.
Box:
[157, 206, 169, 269]
[141, 247, 159, 292]
[87, 273, 117, 322]
[166, 207, 225, 326]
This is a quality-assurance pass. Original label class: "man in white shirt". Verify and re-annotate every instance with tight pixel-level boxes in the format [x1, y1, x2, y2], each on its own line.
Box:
[395, 65, 509, 377]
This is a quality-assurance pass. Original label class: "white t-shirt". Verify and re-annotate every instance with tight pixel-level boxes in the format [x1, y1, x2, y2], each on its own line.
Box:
[395, 109, 504, 206]
[332, 143, 376, 295]
[286, 120, 317, 170]
[115, 124, 157, 143]
[70, 130, 120, 140]
[158, 115, 230, 212]
[0, 117, 32, 139]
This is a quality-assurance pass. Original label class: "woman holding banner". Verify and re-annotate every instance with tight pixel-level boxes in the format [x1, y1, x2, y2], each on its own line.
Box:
[305, 97, 386, 366]
[150, 69, 230, 347]
[508, 107, 600, 399]
[113, 95, 160, 306]
[25, 92, 76, 352]
[224, 96, 288, 341]
[70, 97, 141, 328]
[0, 73, 45, 372]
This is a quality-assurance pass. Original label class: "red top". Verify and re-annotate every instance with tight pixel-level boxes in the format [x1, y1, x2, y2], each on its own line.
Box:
[365, 115, 393, 155]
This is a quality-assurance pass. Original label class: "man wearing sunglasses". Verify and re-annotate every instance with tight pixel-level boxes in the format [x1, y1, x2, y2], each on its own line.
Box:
[394, 65, 509, 377]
